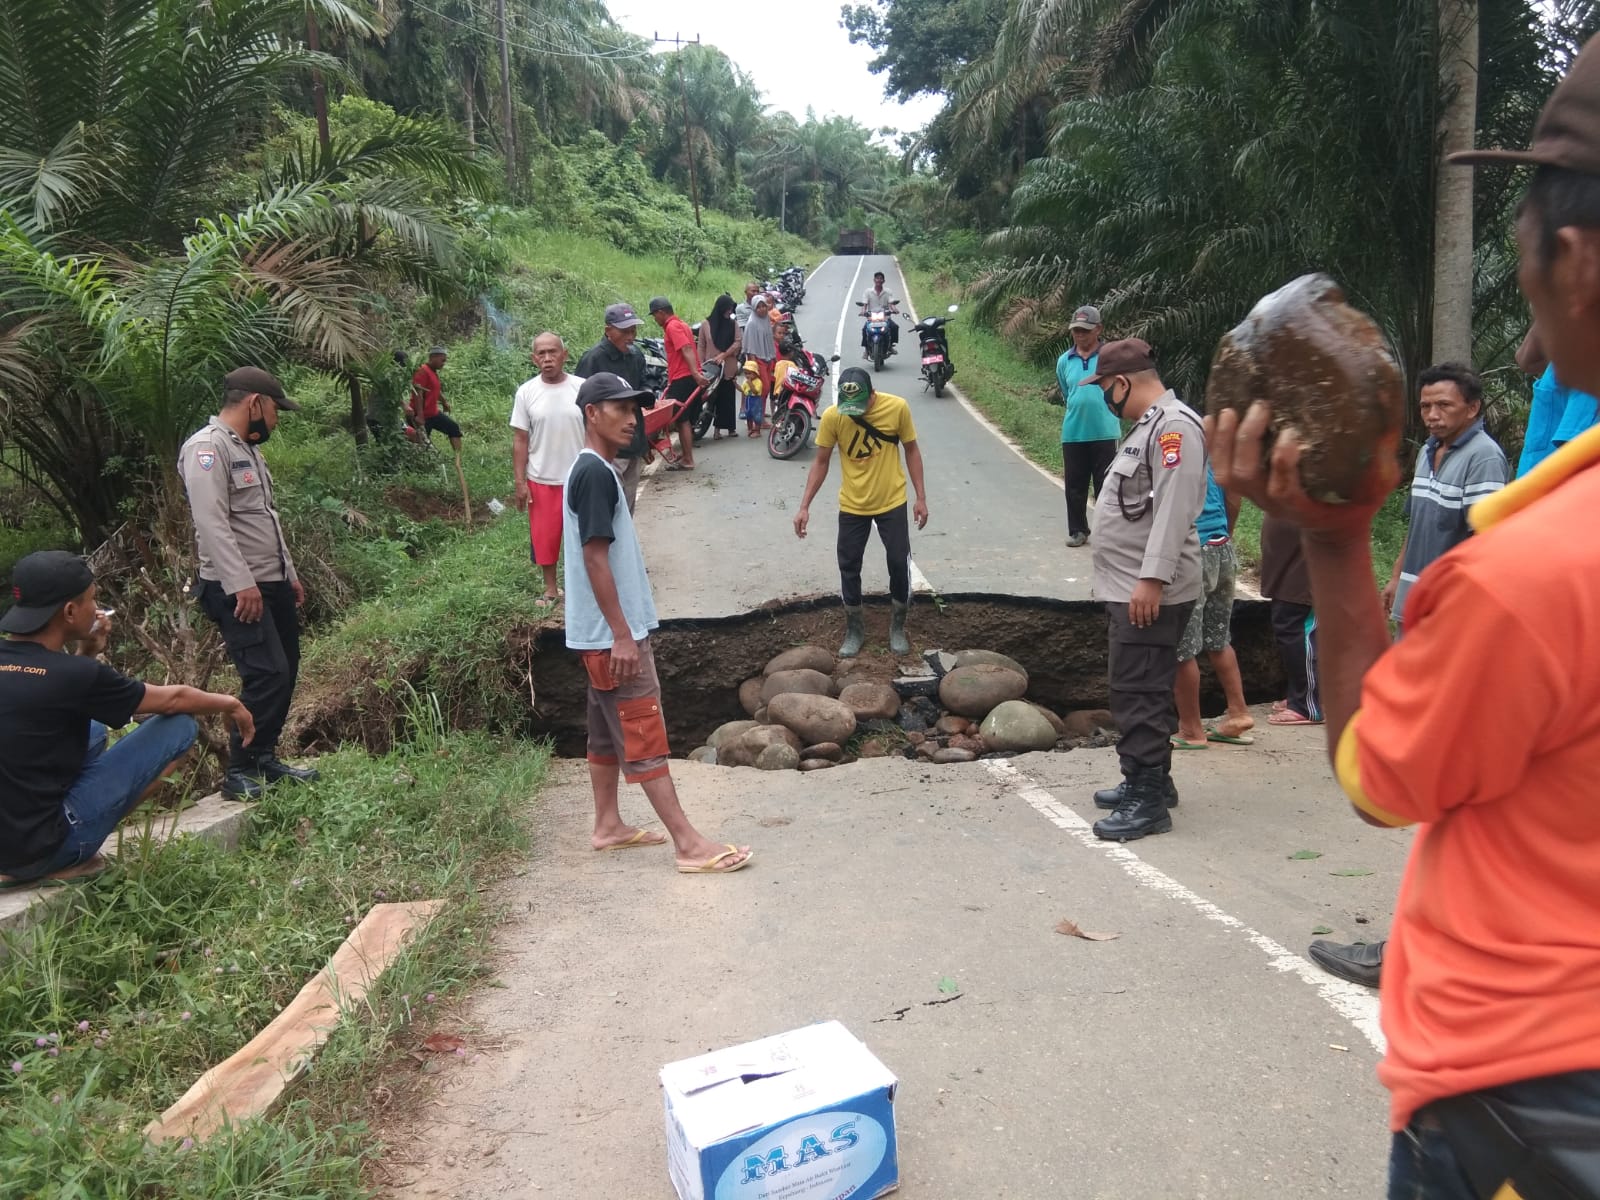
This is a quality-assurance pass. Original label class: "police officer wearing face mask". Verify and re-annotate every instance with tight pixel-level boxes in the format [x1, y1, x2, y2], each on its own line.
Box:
[178, 367, 318, 801]
[1084, 339, 1208, 841]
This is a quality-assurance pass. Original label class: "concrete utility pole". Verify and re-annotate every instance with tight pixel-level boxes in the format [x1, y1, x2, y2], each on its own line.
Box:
[656, 33, 704, 228]
[497, 0, 516, 196]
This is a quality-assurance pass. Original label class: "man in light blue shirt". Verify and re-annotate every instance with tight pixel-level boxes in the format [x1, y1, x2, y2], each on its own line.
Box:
[1055, 305, 1122, 547]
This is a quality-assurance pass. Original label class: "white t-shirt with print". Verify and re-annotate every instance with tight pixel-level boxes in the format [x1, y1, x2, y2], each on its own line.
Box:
[510, 374, 586, 485]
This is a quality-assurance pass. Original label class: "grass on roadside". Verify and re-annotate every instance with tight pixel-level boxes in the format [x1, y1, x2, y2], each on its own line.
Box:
[0, 707, 549, 1200]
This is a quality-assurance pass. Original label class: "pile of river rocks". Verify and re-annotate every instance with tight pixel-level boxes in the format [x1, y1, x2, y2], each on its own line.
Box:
[684, 645, 1115, 772]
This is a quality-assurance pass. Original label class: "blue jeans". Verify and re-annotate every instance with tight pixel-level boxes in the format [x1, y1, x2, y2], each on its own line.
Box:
[1388, 1070, 1600, 1199]
[28, 714, 199, 877]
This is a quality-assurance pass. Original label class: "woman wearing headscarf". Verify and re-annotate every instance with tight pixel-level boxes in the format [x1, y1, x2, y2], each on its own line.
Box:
[697, 294, 742, 439]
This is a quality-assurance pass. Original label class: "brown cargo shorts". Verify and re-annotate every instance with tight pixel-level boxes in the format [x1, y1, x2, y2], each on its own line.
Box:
[579, 637, 671, 784]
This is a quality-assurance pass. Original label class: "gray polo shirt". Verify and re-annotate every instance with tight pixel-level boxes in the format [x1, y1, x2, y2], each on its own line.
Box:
[177, 417, 296, 594]
[1091, 391, 1207, 604]
[1392, 420, 1508, 622]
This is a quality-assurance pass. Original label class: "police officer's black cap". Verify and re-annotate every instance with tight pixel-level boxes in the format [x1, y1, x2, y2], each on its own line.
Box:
[224, 366, 299, 411]
[577, 372, 654, 409]
[1082, 338, 1157, 385]
[2, 550, 95, 634]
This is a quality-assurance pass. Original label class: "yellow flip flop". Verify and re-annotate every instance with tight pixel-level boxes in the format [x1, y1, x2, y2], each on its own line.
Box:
[677, 845, 753, 875]
[597, 828, 668, 851]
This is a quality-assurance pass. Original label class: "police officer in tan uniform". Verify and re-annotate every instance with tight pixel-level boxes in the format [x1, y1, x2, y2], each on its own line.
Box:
[1084, 340, 1207, 841]
[177, 367, 318, 800]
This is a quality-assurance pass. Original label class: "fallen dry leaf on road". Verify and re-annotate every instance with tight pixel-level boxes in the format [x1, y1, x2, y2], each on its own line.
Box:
[422, 1032, 466, 1054]
[1056, 919, 1120, 942]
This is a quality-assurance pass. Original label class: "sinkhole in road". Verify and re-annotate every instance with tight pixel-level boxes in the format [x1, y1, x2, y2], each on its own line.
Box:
[524, 595, 1285, 759]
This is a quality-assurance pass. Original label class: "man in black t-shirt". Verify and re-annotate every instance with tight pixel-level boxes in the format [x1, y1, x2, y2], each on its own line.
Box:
[0, 552, 254, 887]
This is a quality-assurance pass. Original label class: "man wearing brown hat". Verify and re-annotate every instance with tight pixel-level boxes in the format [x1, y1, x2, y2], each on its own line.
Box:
[1083, 339, 1207, 841]
[0, 551, 252, 886]
[178, 367, 318, 801]
[1211, 36, 1600, 1196]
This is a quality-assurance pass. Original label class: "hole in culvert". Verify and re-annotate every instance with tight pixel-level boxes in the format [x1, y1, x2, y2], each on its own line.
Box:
[525, 595, 1286, 761]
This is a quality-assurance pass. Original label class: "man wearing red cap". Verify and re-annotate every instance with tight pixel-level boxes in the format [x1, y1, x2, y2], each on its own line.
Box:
[1212, 37, 1600, 1196]
[1082, 338, 1207, 842]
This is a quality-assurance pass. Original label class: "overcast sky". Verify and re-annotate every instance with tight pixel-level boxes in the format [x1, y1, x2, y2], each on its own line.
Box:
[607, 0, 945, 138]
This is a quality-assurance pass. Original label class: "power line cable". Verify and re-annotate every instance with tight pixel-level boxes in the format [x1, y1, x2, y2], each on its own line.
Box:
[406, 0, 655, 60]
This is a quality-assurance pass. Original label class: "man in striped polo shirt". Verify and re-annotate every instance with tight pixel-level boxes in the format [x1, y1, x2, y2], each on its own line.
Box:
[1381, 363, 1509, 630]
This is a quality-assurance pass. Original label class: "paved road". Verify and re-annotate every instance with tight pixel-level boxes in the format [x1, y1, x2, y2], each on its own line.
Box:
[384, 714, 1405, 1199]
[634, 255, 1089, 618]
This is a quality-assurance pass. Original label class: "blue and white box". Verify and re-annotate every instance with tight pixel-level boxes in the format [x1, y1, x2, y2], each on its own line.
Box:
[660, 1021, 900, 1200]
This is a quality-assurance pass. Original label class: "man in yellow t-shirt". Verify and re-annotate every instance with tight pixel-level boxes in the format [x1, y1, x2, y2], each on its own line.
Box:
[794, 367, 930, 657]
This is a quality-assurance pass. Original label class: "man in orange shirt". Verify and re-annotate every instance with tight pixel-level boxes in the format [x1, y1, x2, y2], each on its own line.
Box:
[1211, 39, 1600, 1199]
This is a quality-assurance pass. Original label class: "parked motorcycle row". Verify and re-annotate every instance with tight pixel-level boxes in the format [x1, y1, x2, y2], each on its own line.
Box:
[634, 276, 957, 463]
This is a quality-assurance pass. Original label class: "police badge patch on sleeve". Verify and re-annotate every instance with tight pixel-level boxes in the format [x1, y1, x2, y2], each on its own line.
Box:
[1158, 431, 1183, 469]
[196, 448, 216, 471]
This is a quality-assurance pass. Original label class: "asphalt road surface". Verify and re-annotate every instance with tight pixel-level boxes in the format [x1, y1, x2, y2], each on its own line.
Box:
[384, 720, 1404, 1199]
[634, 255, 1090, 618]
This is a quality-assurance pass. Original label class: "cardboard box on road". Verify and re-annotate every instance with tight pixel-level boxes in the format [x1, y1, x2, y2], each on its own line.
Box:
[660, 1021, 899, 1200]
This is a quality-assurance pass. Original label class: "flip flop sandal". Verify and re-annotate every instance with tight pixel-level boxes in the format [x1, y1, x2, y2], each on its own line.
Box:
[1205, 727, 1256, 745]
[677, 845, 753, 875]
[1269, 709, 1323, 726]
[1170, 736, 1210, 750]
[596, 828, 668, 852]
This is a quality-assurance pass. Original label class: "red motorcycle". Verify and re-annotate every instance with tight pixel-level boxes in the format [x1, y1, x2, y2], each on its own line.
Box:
[768, 347, 840, 460]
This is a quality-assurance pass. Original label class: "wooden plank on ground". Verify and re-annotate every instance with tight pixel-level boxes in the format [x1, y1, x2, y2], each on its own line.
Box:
[145, 899, 445, 1144]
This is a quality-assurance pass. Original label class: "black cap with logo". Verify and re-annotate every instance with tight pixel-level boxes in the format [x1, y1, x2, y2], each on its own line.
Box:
[577, 372, 655, 409]
[2, 550, 95, 634]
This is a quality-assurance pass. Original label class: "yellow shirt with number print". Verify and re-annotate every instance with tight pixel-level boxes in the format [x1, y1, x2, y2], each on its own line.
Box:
[816, 392, 918, 516]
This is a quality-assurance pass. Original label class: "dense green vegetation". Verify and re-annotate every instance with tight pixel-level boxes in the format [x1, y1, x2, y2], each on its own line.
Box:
[859, 0, 1599, 413]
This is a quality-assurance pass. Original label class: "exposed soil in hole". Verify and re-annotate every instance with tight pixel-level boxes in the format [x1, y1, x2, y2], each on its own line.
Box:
[290, 594, 1283, 759]
[524, 595, 1284, 758]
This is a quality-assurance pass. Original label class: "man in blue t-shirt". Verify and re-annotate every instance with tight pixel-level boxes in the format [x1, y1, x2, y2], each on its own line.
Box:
[1171, 466, 1254, 749]
[1516, 329, 1598, 476]
[564, 374, 752, 875]
[1055, 305, 1121, 547]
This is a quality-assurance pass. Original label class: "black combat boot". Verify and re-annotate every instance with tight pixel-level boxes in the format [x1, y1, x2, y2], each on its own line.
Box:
[260, 755, 319, 784]
[1092, 769, 1175, 841]
[1093, 774, 1179, 810]
[221, 754, 267, 802]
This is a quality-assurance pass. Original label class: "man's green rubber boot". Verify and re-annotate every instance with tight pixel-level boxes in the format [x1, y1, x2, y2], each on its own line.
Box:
[889, 600, 911, 656]
[840, 606, 867, 658]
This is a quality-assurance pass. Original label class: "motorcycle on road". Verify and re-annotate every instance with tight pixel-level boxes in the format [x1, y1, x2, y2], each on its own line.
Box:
[859, 302, 899, 373]
[768, 341, 841, 460]
[915, 305, 960, 397]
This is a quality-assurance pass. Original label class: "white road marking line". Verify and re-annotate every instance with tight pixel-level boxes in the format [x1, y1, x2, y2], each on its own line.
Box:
[831, 257, 868, 400]
[984, 757, 1387, 1055]
[909, 559, 934, 595]
[805, 259, 828, 286]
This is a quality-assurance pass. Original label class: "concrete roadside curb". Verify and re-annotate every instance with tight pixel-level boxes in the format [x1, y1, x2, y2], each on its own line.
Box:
[0, 794, 253, 945]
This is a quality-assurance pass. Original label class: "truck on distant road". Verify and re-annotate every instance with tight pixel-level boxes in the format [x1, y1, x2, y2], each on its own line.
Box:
[835, 228, 876, 255]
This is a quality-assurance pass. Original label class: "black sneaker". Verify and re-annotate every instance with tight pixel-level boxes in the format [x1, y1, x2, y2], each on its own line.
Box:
[221, 770, 266, 801]
[260, 756, 319, 784]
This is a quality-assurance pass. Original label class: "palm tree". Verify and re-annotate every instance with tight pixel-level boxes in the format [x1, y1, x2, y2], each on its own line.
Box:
[0, 0, 485, 540]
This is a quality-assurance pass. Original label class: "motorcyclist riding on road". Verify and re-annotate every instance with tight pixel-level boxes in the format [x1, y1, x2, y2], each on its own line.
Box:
[858, 272, 900, 357]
